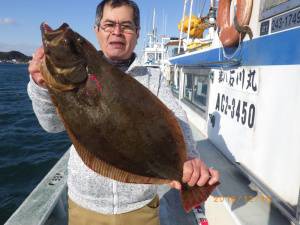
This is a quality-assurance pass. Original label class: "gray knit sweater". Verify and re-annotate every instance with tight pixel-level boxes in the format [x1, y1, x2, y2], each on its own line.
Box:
[27, 57, 198, 214]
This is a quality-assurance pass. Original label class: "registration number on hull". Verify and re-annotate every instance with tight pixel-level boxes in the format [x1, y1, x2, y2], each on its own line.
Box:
[271, 7, 300, 33]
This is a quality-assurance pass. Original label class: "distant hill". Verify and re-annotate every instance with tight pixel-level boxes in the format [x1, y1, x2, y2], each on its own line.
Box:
[0, 51, 32, 63]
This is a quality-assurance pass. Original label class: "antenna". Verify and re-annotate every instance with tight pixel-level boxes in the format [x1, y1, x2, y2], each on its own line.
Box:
[153, 8, 156, 44]
[165, 14, 168, 35]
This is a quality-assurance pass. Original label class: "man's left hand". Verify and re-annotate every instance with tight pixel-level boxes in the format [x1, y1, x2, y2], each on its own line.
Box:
[169, 158, 219, 190]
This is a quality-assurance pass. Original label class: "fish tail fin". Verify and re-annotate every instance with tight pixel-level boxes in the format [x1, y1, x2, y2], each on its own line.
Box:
[180, 182, 220, 212]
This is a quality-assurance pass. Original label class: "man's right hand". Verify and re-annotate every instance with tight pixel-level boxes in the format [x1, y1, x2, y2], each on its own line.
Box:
[28, 47, 46, 88]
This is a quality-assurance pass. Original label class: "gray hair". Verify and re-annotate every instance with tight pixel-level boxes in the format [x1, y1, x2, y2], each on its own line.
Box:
[95, 0, 140, 29]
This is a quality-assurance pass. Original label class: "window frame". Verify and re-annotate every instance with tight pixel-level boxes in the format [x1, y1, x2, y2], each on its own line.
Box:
[170, 67, 180, 98]
[181, 68, 211, 119]
[260, 0, 300, 21]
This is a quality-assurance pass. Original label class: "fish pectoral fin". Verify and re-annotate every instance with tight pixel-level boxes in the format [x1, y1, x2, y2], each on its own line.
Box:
[180, 182, 220, 212]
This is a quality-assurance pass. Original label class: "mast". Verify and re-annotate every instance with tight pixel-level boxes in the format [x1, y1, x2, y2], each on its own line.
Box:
[187, 0, 194, 44]
[178, 0, 188, 54]
[152, 8, 156, 47]
[178, 0, 194, 53]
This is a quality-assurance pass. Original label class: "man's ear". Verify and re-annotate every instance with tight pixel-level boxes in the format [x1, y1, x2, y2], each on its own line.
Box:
[136, 28, 140, 39]
[94, 25, 100, 33]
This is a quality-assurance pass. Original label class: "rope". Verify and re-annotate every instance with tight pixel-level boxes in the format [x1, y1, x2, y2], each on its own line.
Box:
[221, 32, 243, 60]
[218, 6, 244, 64]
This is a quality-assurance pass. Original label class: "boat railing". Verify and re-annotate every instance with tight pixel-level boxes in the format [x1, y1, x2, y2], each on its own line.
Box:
[4, 150, 70, 225]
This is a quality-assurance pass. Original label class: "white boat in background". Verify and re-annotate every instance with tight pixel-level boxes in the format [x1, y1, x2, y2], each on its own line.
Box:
[166, 0, 300, 224]
[160, 37, 184, 86]
[142, 9, 173, 67]
[142, 8, 161, 67]
[142, 36, 166, 67]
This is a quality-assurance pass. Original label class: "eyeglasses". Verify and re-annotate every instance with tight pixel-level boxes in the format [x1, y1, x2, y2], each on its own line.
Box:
[99, 21, 137, 34]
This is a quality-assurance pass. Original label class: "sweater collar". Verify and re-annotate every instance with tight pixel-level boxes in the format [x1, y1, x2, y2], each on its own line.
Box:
[100, 51, 136, 72]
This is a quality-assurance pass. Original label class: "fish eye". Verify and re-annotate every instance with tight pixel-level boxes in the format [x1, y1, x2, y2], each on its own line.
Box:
[76, 36, 84, 45]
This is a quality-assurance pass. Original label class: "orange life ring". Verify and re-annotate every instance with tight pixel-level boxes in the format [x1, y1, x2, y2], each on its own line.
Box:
[217, 0, 253, 47]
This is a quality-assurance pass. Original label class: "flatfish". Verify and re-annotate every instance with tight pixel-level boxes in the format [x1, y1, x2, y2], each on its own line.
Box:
[40, 23, 218, 212]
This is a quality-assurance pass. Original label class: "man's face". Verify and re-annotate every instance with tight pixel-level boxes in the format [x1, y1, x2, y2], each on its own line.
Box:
[95, 4, 139, 61]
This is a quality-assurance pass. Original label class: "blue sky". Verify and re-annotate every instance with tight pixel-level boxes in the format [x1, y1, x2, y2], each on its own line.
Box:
[0, 0, 209, 56]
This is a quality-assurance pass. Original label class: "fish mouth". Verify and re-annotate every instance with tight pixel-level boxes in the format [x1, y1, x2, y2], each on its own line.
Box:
[40, 22, 88, 87]
[41, 22, 70, 41]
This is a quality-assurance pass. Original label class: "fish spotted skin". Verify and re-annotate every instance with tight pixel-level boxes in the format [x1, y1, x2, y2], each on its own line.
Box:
[40, 22, 185, 182]
[40, 23, 219, 212]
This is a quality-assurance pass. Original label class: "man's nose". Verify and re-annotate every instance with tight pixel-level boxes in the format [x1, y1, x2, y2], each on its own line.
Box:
[112, 24, 122, 35]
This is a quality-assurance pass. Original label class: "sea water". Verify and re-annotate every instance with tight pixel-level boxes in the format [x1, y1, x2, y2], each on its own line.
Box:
[0, 63, 70, 224]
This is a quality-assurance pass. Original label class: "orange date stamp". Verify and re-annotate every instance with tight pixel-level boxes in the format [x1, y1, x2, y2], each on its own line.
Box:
[212, 195, 272, 203]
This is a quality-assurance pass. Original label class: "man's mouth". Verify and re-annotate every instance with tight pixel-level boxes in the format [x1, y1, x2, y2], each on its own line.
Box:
[109, 41, 125, 49]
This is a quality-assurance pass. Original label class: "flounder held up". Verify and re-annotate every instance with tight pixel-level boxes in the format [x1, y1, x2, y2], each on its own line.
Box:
[40, 22, 218, 212]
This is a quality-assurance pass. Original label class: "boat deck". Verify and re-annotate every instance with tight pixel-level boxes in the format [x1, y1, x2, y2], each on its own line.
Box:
[189, 124, 292, 225]
[5, 123, 292, 225]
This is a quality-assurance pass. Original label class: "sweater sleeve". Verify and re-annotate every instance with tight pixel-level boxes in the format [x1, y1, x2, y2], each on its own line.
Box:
[155, 71, 199, 159]
[27, 76, 65, 133]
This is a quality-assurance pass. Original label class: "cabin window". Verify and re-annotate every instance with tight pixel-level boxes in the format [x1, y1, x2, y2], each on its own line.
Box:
[147, 53, 154, 61]
[183, 73, 208, 113]
[193, 76, 208, 107]
[260, 0, 300, 20]
[171, 68, 180, 97]
[264, 0, 288, 10]
[170, 47, 184, 57]
[157, 53, 162, 60]
[184, 74, 193, 101]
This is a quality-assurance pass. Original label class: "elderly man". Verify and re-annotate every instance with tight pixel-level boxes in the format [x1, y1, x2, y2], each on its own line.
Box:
[28, 0, 219, 224]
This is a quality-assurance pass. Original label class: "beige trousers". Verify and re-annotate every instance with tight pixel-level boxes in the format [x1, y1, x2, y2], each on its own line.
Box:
[68, 196, 160, 225]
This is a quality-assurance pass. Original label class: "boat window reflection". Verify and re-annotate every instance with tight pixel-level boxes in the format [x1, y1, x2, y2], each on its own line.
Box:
[263, 0, 288, 10]
[170, 68, 180, 98]
[260, 0, 300, 20]
[183, 73, 208, 113]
